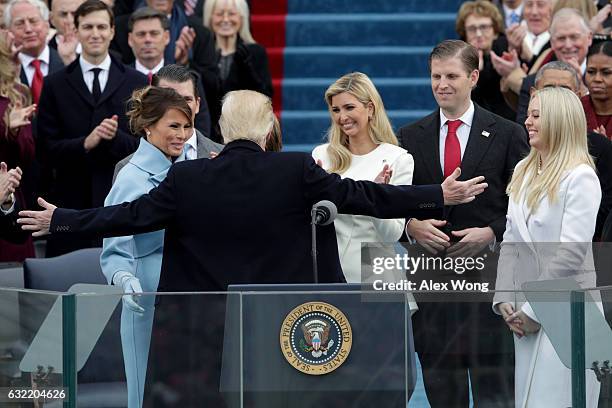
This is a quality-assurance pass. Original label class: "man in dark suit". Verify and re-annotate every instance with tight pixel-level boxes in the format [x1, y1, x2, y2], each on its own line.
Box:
[397, 40, 529, 408]
[113, 64, 221, 181]
[126, 8, 212, 136]
[36, 0, 148, 256]
[5, 0, 65, 103]
[48, 0, 84, 65]
[110, 0, 218, 114]
[532, 60, 612, 240]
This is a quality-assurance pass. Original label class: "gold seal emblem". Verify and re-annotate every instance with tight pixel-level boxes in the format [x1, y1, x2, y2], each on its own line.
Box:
[279, 302, 352, 375]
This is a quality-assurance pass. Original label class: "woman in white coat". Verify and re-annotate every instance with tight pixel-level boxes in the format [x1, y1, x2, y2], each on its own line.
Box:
[100, 87, 192, 408]
[312, 72, 414, 285]
[493, 86, 601, 407]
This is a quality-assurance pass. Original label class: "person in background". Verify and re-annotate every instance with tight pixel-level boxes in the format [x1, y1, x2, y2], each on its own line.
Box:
[203, 0, 272, 133]
[36, 0, 148, 256]
[113, 64, 222, 180]
[493, 8, 593, 125]
[102, 86, 192, 408]
[457, 0, 516, 120]
[48, 0, 84, 65]
[505, 0, 553, 68]
[494, 86, 601, 407]
[5, 0, 64, 104]
[532, 60, 612, 240]
[111, 0, 218, 121]
[582, 40, 612, 138]
[0, 31, 35, 260]
[312, 72, 414, 284]
[493, 0, 524, 30]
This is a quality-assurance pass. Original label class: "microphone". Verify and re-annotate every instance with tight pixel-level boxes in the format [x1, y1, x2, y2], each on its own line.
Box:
[312, 200, 337, 226]
[310, 200, 337, 283]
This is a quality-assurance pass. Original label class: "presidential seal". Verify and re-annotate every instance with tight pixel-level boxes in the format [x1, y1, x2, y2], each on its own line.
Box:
[279, 302, 352, 375]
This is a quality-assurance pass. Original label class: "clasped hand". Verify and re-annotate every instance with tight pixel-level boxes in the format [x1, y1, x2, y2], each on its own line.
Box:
[498, 302, 541, 338]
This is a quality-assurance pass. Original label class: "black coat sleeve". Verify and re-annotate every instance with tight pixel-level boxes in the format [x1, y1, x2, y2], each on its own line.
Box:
[50, 162, 179, 237]
[301, 155, 443, 219]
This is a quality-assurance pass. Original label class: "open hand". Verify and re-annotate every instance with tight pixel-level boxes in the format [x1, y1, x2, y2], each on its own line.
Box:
[441, 168, 487, 205]
[17, 197, 57, 237]
[8, 104, 36, 130]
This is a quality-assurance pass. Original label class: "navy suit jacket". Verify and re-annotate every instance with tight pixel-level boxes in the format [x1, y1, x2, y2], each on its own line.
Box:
[50, 140, 444, 292]
[36, 56, 148, 210]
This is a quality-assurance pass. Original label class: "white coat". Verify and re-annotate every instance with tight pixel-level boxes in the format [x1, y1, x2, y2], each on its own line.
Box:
[493, 163, 601, 408]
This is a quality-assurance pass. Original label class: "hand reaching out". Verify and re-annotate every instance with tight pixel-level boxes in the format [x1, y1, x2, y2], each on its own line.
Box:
[17, 197, 57, 237]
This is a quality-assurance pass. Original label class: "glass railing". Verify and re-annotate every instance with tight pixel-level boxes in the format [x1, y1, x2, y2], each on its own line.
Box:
[1, 281, 610, 407]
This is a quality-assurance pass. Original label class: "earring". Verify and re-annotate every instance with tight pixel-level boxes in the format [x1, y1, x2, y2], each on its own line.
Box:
[145, 129, 151, 137]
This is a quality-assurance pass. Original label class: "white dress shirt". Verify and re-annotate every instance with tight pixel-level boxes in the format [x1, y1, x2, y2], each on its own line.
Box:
[524, 29, 550, 58]
[438, 101, 474, 173]
[185, 129, 198, 160]
[134, 58, 164, 76]
[79, 54, 111, 94]
[18, 46, 50, 86]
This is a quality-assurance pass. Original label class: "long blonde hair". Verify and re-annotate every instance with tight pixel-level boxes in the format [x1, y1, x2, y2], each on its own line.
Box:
[203, 0, 256, 45]
[0, 34, 30, 136]
[324, 72, 397, 174]
[507, 87, 594, 212]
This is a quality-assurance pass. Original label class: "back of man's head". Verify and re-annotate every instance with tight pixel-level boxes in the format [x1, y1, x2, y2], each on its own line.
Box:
[219, 90, 274, 146]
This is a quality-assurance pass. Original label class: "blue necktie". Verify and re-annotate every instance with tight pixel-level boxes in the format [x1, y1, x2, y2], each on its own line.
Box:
[510, 11, 520, 26]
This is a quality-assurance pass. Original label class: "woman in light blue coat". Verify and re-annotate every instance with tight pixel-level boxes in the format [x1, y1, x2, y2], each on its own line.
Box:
[100, 86, 193, 408]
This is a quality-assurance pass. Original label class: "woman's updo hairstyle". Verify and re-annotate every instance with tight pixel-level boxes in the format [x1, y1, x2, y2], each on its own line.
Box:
[127, 86, 193, 137]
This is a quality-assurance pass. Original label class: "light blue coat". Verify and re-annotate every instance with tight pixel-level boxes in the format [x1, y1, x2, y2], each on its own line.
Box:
[100, 138, 185, 408]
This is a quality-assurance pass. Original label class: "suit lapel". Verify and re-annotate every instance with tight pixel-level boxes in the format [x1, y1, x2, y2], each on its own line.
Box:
[48, 48, 64, 74]
[65, 60, 95, 107]
[417, 113, 444, 183]
[20, 67, 28, 86]
[460, 104, 496, 181]
[97, 60, 125, 106]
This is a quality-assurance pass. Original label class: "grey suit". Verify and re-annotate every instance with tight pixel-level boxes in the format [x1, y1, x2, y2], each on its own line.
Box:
[112, 129, 223, 182]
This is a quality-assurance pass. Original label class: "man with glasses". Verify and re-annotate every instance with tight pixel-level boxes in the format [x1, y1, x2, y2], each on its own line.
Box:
[5, 0, 64, 104]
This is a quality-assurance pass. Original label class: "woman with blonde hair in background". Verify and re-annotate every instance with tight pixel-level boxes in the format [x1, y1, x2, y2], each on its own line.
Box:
[312, 72, 414, 287]
[493, 86, 601, 407]
[203, 0, 272, 100]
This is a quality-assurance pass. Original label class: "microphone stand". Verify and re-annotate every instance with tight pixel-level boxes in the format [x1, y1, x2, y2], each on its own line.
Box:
[311, 208, 319, 283]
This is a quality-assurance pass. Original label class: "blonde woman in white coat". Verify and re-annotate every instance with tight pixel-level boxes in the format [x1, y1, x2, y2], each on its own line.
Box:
[493, 86, 601, 408]
[312, 72, 414, 289]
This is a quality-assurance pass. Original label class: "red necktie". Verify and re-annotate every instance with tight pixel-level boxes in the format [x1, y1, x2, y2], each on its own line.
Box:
[147, 71, 153, 84]
[444, 119, 462, 179]
[30, 59, 44, 105]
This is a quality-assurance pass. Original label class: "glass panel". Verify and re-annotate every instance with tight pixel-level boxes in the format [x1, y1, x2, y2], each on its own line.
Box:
[0, 287, 67, 406]
[75, 291, 241, 408]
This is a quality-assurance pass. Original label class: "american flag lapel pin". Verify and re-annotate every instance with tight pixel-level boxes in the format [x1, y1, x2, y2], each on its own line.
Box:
[481, 130, 490, 138]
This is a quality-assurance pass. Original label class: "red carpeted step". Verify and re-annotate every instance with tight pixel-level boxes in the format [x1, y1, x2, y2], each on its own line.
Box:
[251, 0, 287, 15]
[251, 14, 285, 48]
